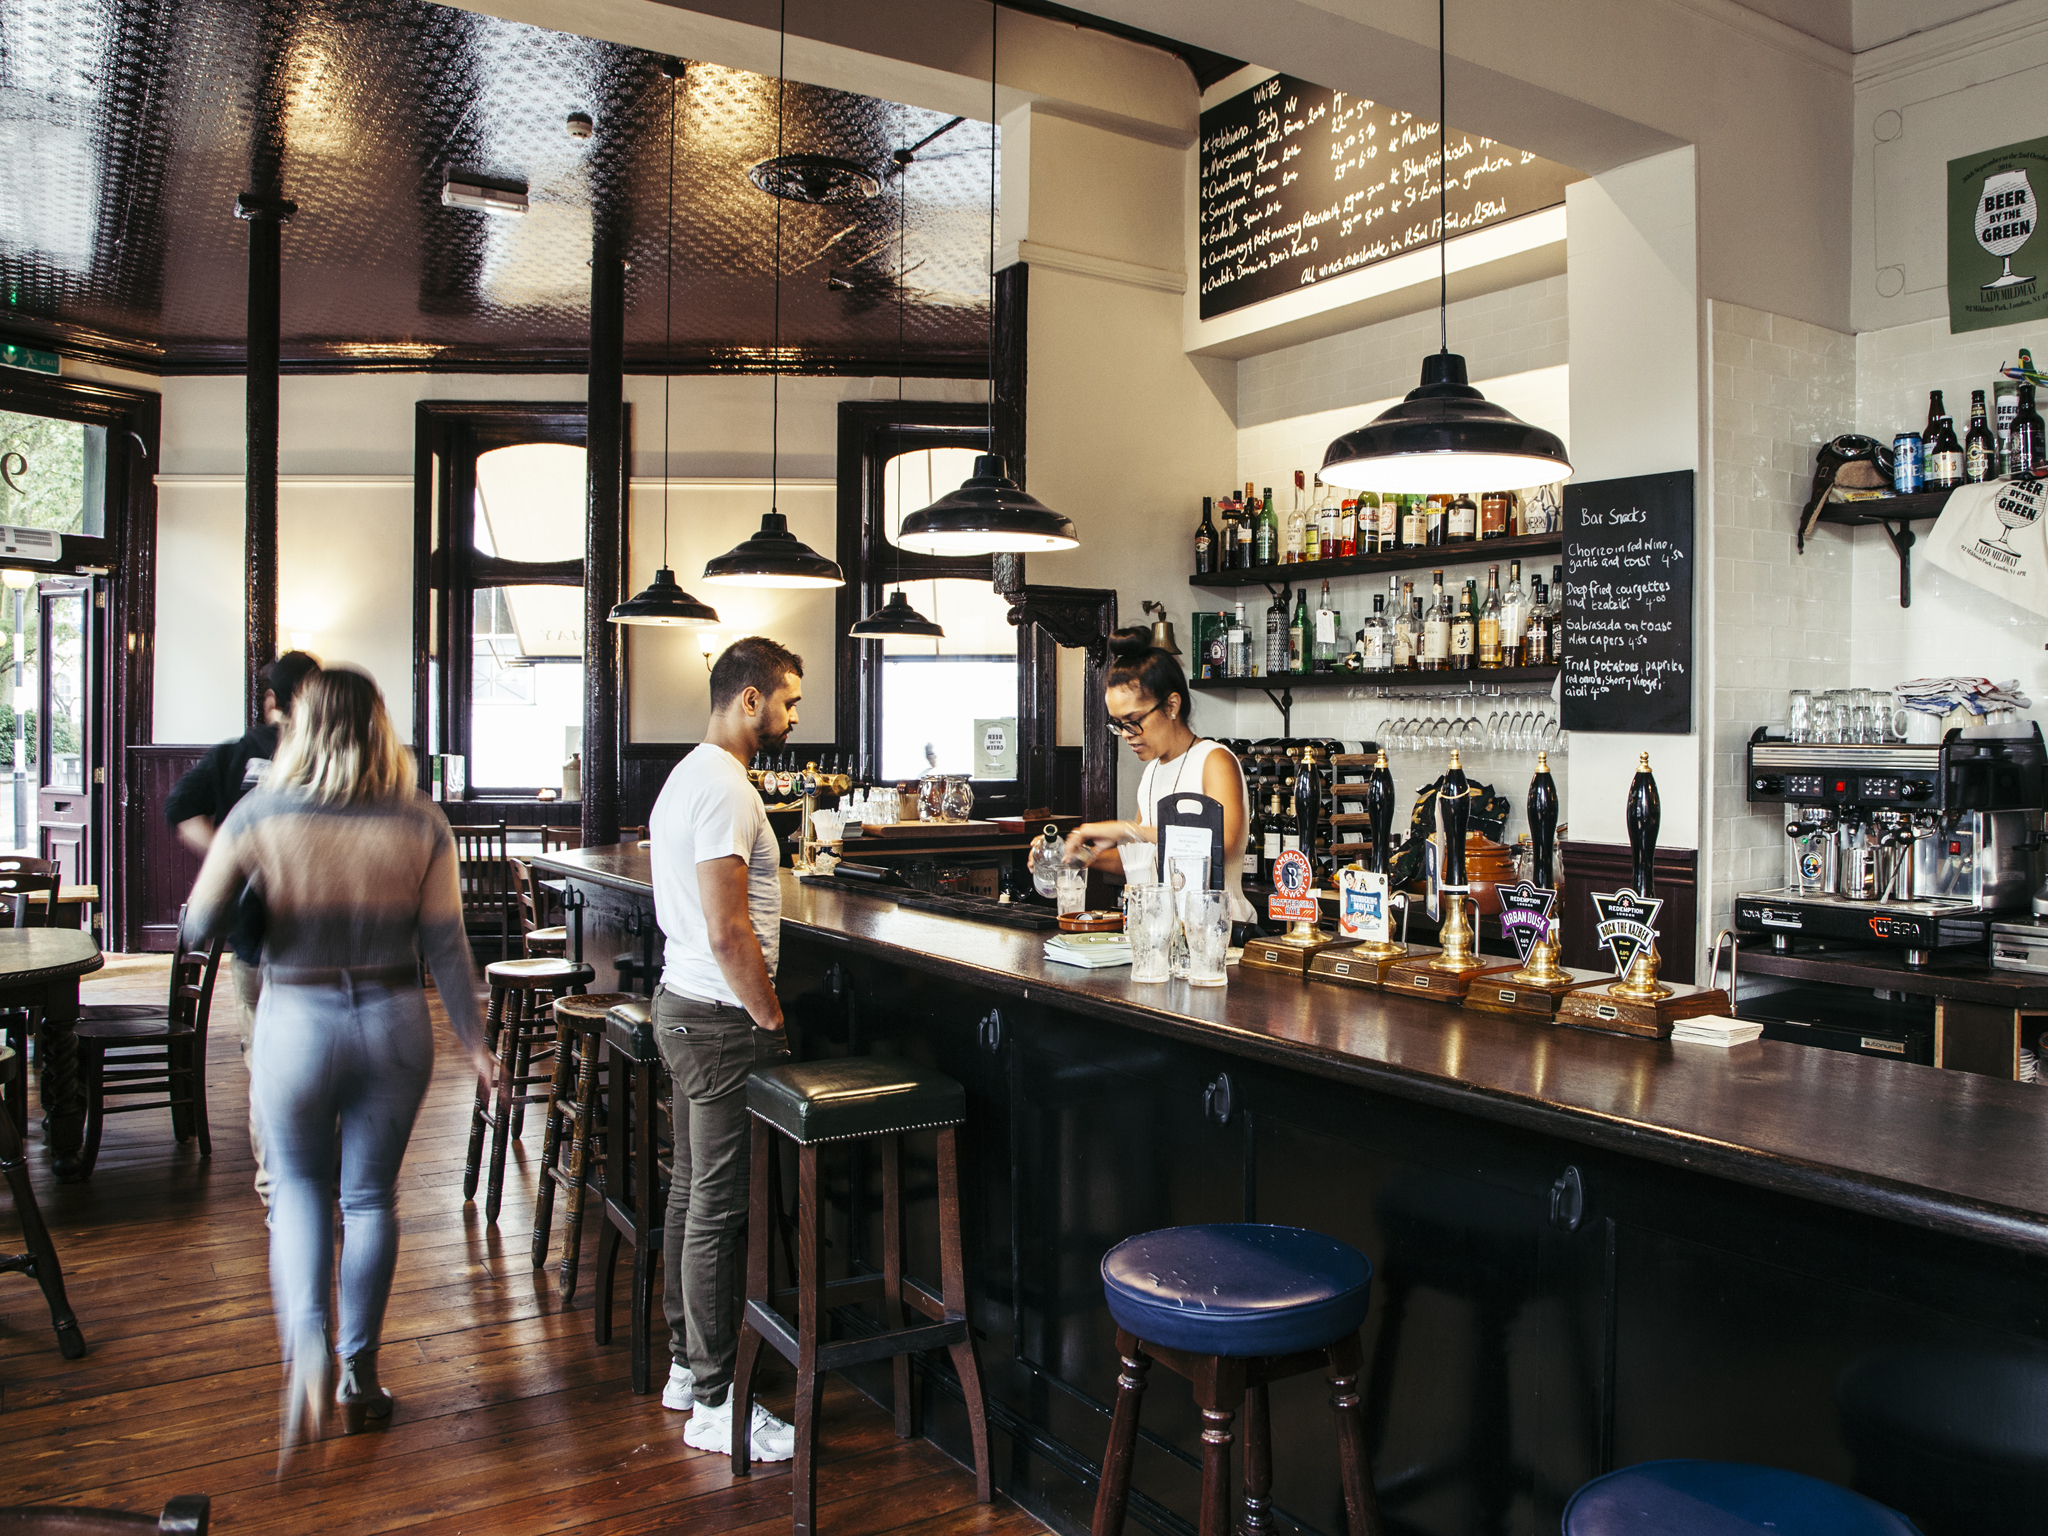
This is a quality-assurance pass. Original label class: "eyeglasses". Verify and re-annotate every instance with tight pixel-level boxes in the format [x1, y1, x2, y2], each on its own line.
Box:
[1105, 703, 1165, 739]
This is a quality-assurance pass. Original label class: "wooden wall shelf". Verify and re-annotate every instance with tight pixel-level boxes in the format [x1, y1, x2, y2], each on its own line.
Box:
[1813, 488, 1956, 607]
[1189, 532, 1562, 590]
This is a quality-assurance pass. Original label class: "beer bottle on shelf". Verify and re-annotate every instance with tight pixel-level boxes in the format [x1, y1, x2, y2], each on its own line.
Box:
[1965, 391, 1998, 484]
[1194, 497, 1217, 574]
[2011, 384, 2047, 476]
[1254, 485, 1279, 566]
[1926, 413, 1965, 491]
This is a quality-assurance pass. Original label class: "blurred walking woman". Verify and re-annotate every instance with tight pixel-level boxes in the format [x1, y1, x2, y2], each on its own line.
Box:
[1065, 628, 1256, 924]
[185, 669, 491, 1453]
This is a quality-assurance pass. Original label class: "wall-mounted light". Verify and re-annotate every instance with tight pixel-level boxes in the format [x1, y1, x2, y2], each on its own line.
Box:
[698, 629, 721, 671]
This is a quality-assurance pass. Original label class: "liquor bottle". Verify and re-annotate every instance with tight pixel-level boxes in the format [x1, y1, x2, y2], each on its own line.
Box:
[1925, 389, 1947, 442]
[1926, 414, 1965, 490]
[1480, 490, 1512, 540]
[1289, 584, 1309, 673]
[1549, 564, 1567, 658]
[1338, 495, 1358, 558]
[1320, 491, 1339, 561]
[1523, 579, 1549, 665]
[1353, 493, 1375, 556]
[1254, 486, 1278, 566]
[1265, 588, 1287, 674]
[1966, 391, 1998, 483]
[1423, 572, 1451, 672]
[1217, 498, 1239, 570]
[1400, 494, 1428, 549]
[1242, 796, 1264, 882]
[1426, 494, 1448, 547]
[1391, 580, 1415, 670]
[1231, 599, 1250, 677]
[1312, 579, 1339, 673]
[1287, 470, 1308, 564]
[1194, 497, 1217, 575]
[1204, 608, 1229, 680]
[1260, 791, 1284, 883]
[1405, 581, 1425, 671]
[1362, 593, 1389, 671]
[1478, 565, 1503, 668]
[2011, 384, 2047, 476]
[1450, 580, 1476, 671]
[1500, 559, 1528, 666]
[1447, 492, 1479, 543]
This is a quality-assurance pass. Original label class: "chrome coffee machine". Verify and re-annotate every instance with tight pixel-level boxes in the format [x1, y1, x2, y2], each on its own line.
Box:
[1734, 724, 2046, 965]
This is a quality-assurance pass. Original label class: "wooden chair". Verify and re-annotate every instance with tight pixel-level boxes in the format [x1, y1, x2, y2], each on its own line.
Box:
[452, 822, 513, 962]
[509, 859, 567, 958]
[539, 826, 580, 853]
[0, 1044, 85, 1360]
[0, 1494, 208, 1532]
[74, 930, 226, 1176]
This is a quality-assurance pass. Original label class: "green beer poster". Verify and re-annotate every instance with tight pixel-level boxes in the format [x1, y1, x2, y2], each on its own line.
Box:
[1949, 135, 2048, 333]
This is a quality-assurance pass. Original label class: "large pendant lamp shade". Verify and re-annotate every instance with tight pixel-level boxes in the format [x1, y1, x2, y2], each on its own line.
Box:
[896, 454, 1077, 555]
[1318, 0, 1571, 496]
[850, 588, 946, 638]
[702, 511, 843, 588]
[900, 2, 1076, 556]
[1319, 352, 1572, 494]
[611, 61, 721, 630]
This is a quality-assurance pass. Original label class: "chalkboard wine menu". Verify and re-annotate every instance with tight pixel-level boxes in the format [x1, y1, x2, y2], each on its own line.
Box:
[1560, 470, 1696, 736]
[1198, 73, 1577, 321]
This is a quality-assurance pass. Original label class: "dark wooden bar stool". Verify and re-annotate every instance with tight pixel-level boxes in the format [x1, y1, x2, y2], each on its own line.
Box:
[532, 990, 636, 1299]
[1563, 1461, 1919, 1534]
[0, 1045, 85, 1359]
[509, 859, 568, 959]
[593, 998, 671, 1393]
[1091, 1224, 1381, 1536]
[732, 1057, 991, 1535]
[463, 955, 593, 1224]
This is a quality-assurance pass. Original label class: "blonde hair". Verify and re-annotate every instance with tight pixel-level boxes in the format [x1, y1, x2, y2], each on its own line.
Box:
[267, 668, 414, 806]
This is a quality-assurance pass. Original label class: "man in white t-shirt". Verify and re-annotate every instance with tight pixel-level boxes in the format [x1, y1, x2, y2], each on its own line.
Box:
[648, 635, 801, 1461]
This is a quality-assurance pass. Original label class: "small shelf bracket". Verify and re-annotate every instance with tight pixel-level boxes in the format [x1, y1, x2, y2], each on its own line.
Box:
[1259, 684, 1296, 736]
[1881, 518, 1916, 607]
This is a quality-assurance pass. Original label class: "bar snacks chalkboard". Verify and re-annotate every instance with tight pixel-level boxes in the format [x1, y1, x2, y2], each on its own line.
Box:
[1561, 471, 1695, 735]
[1197, 73, 1576, 321]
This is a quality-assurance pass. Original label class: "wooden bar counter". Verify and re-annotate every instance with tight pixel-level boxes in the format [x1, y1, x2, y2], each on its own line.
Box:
[536, 847, 2048, 1536]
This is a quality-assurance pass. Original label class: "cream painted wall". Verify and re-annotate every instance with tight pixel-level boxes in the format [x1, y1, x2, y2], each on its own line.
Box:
[147, 371, 983, 745]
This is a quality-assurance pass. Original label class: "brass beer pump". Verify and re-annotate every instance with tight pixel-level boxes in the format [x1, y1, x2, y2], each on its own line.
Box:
[1609, 752, 1672, 1001]
[1510, 751, 1566, 985]
[1429, 750, 1482, 974]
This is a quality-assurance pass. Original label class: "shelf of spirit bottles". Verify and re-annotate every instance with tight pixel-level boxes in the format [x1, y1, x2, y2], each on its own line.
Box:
[1191, 664, 1559, 694]
[1189, 532, 1562, 590]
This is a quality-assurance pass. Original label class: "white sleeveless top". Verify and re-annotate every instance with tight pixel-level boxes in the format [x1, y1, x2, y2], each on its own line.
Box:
[1136, 738, 1256, 922]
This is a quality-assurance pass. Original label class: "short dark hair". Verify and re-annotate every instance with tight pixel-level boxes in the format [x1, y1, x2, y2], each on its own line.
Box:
[263, 651, 322, 715]
[1104, 627, 1191, 726]
[709, 636, 803, 714]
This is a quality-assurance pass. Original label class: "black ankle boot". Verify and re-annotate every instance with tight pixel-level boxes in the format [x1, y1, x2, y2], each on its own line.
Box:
[336, 1352, 395, 1433]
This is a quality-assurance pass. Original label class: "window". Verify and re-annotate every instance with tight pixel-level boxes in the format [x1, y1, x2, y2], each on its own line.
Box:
[877, 576, 1019, 781]
[0, 409, 106, 537]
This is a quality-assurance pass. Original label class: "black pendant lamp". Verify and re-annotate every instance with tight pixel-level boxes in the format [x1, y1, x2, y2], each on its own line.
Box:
[612, 61, 721, 629]
[1318, 0, 1571, 496]
[702, 3, 846, 591]
[851, 134, 946, 640]
[896, 3, 1077, 557]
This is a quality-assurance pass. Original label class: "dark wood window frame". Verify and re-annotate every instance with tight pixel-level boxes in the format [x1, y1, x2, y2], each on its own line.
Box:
[0, 371, 159, 949]
[413, 401, 598, 798]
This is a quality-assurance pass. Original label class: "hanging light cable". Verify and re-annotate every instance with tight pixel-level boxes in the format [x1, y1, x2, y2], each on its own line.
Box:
[704, 1, 845, 589]
[896, 1, 1077, 557]
[1316, 0, 1571, 495]
[612, 60, 720, 627]
[852, 131, 944, 639]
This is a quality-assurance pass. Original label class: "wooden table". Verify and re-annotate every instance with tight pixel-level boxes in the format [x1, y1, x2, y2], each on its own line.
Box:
[0, 929, 105, 1180]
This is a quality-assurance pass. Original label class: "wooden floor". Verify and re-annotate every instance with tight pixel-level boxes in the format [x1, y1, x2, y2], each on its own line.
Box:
[0, 958, 1043, 1536]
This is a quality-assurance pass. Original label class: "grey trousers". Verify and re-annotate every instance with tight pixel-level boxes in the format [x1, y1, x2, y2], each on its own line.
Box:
[653, 987, 785, 1403]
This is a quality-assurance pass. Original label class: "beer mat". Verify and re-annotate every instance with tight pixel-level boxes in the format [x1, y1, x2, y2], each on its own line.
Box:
[1670, 1015, 1765, 1048]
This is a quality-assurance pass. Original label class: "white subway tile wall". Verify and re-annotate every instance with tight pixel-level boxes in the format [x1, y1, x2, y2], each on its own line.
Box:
[1850, 314, 2048, 702]
[1705, 301, 1856, 940]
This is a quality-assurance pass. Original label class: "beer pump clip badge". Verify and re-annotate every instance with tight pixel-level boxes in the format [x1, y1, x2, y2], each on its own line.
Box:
[1268, 849, 1320, 923]
[1496, 882, 1557, 965]
[1338, 867, 1391, 941]
[1591, 888, 1664, 977]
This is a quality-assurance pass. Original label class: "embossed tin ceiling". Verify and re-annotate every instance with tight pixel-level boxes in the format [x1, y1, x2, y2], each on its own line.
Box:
[0, 0, 1010, 373]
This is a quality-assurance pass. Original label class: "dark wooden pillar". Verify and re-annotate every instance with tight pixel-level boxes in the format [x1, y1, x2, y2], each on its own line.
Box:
[582, 236, 626, 848]
[991, 262, 1028, 602]
[235, 191, 294, 729]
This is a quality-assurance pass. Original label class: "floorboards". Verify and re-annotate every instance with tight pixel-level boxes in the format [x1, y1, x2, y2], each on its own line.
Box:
[0, 957, 1039, 1536]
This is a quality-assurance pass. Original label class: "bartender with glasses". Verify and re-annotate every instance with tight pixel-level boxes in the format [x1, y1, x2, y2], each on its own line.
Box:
[1064, 628, 1256, 926]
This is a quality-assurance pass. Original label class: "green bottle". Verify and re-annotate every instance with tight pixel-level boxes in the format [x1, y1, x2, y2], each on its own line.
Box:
[1254, 486, 1279, 566]
[1289, 584, 1310, 672]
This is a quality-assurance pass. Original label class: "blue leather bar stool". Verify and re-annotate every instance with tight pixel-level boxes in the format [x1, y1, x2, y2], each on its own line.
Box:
[1092, 1224, 1381, 1536]
[1563, 1461, 1923, 1534]
[733, 1057, 991, 1536]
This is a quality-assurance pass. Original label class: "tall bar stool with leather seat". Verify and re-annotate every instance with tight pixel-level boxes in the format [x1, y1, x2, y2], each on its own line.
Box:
[1563, 1460, 1922, 1534]
[593, 998, 673, 1393]
[532, 989, 637, 1299]
[462, 955, 593, 1224]
[1091, 1224, 1382, 1536]
[732, 1057, 992, 1535]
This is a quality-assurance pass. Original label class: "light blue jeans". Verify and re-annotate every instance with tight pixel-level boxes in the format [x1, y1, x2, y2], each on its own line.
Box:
[251, 976, 433, 1362]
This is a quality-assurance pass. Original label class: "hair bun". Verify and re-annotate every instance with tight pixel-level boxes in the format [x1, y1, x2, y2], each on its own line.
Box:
[1106, 626, 1155, 660]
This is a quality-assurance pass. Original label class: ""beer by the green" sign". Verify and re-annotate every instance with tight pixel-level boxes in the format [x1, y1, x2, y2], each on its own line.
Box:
[1949, 135, 2048, 333]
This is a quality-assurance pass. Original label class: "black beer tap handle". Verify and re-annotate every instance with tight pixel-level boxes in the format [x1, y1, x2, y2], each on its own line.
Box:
[1626, 751, 1660, 896]
[1529, 750, 1559, 890]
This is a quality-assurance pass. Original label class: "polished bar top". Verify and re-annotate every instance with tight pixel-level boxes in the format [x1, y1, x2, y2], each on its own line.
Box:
[533, 846, 2048, 1257]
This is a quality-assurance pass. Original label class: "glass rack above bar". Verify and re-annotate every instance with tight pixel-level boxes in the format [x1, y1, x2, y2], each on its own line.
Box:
[1191, 664, 1559, 693]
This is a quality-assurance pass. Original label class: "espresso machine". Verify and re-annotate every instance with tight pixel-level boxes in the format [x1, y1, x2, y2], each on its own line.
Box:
[1735, 724, 2046, 965]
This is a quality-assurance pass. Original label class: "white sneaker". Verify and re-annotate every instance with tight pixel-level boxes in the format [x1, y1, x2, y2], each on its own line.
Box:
[682, 1388, 797, 1462]
[661, 1363, 695, 1411]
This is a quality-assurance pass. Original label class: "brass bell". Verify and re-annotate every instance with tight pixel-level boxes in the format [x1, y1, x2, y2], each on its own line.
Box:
[1141, 599, 1182, 656]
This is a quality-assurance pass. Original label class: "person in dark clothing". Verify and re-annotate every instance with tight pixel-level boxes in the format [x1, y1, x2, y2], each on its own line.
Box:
[163, 650, 320, 1207]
